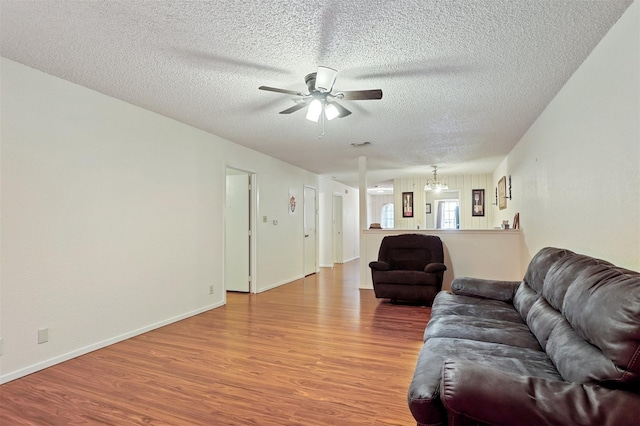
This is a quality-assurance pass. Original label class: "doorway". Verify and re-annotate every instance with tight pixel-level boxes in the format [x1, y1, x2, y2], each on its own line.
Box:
[333, 194, 344, 264]
[303, 186, 317, 276]
[225, 167, 253, 292]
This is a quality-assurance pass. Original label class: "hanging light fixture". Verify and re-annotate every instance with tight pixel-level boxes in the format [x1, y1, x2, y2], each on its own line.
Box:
[424, 166, 449, 192]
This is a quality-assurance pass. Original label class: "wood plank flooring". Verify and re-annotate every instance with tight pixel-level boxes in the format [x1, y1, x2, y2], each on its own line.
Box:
[1, 260, 430, 425]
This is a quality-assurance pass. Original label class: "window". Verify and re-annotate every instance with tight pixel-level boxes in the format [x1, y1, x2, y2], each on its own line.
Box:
[438, 200, 459, 229]
[381, 203, 394, 229]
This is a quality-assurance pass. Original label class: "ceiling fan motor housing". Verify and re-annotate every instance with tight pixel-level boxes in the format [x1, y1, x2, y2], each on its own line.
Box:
[305, 72, 317, 93]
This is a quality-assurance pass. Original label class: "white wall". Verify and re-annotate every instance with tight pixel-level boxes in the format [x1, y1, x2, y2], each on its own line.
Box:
[318, 178, 360, 267]
[0, 58, 319, 382]
[493, 1, 639, 270]
[393, 173, 494, 229]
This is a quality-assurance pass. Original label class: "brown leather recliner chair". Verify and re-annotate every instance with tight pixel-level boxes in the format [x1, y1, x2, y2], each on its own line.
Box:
[369, 234, 446, 304]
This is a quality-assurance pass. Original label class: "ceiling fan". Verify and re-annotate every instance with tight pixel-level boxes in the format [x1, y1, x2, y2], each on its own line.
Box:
[259, 66, 383, 122]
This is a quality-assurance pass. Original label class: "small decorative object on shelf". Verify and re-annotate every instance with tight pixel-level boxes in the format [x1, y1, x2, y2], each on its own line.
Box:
[513, 212, 520, 229]
[501, 220, 510, 230]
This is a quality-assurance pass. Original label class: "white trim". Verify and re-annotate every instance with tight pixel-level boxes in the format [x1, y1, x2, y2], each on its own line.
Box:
[256, 275, 304, 293]
[0, 302, 224, 385]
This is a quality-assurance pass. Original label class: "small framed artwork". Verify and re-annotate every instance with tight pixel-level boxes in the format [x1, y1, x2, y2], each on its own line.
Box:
[425, 203, 432, 214]
[402, 192, 414, 218]
[472, 189, 485, 216]
[498, 176, 507, 210]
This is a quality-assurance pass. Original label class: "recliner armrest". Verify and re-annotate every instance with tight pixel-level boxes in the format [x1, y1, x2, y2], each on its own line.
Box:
[424, 262, 446, 273]
[369, 261, 390, 271]
[450, 277, 520, 302]
[441, 360, 640, 426]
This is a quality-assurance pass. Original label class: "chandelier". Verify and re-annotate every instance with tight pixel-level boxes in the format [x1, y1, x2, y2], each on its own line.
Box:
[424, 166, 449, 192]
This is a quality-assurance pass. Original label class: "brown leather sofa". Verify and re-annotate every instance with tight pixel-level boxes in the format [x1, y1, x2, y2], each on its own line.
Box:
[408, 247, 640, 426]
[369, 234, 446, 304]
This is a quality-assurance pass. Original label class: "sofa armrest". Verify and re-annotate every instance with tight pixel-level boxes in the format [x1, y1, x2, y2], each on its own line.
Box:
[424, 262, 446, 273]
[441, 360, 640, 426]
[369, 261, 390, 271]
[450, 277, 520, 302]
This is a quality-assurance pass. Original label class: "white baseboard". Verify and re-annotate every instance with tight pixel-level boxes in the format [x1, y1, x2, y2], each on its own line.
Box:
[0, 301, 225, 384]
[256, 275, 304, 293]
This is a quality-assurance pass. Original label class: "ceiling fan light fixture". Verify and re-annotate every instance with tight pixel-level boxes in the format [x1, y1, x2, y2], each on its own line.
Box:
[306, 99, 323, 122]
[324, 102, 340, 120]
[315, 66, 338, 92]
[259, 67, 381, 122]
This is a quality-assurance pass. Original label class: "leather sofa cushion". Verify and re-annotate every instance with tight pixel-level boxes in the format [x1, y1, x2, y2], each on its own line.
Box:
[431, 292, 524, 324]
[408, 337, 562, 426]
[513, 247, 576, 322]
[523, 247, 574, 293]
[451, 277, 520, 302]
[553, 263, 640, 388]
[526, 297, 563, 350]
[513, 281, 541, 320]
[440, 360, 640, 426]
[424, 315, 542, 350]
[542, 253, 613, 311]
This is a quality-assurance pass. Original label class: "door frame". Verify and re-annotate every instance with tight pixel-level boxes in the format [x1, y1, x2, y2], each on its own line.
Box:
[224, 166, 257, 295]
[332, 192, 344, 265]
[303, 185, 318, 276]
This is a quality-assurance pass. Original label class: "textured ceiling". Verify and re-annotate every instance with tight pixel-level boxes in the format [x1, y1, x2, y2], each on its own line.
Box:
[0, 0, 633, 187]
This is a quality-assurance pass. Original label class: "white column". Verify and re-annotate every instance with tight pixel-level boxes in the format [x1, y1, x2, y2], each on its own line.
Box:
[358, 156, 368, 230]
[359, 156, 368, 288]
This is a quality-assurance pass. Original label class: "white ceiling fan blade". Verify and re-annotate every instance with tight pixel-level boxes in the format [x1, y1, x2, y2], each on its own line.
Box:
[315, 66, 338, 93]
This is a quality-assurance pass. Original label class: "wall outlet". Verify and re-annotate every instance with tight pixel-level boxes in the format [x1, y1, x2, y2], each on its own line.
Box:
[38, 328, 49, 344]
[209, 285, 214, 295]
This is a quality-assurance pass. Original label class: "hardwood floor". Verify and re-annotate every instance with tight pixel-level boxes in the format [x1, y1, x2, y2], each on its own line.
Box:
[1, 260, 430, 425]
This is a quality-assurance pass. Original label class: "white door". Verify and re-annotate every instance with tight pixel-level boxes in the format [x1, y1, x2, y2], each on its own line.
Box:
[333, 194, 344, 264]
[225, 169, 250, 292]
[303, 186, 317, 276]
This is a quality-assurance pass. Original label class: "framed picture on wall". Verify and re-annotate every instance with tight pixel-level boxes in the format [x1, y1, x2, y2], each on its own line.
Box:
[425, 203, 432, 214]
[472, 189, 485, 216]
[402, 192, 414, 217]
[498, 176, 507, 210]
